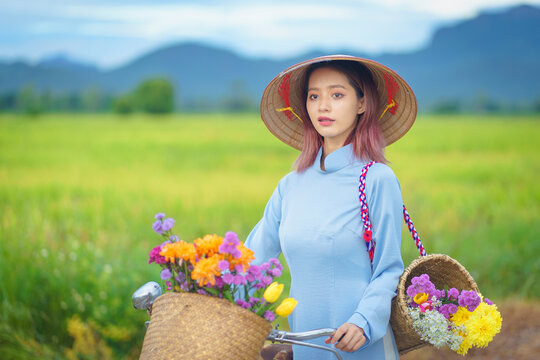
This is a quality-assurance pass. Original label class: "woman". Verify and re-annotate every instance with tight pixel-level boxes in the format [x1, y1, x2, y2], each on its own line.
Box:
[247, 55, 417, 359]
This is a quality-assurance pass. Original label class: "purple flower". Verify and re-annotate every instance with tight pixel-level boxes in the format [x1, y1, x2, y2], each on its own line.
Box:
[447, 288, 459, 300]
[165, 281, 172, 291]
[180, 282, 189, 291]
[406, 274, 436, 298]
[224, 231, 240, 243]
[219, 231, 242, 259]
[234, 264, 244, 273]
[169, 235, 179, 242]
[232, 274, 247, 285]
[155, 213, 165, 220]
[269, 258, 283, 270]
[222, 273, 234, 285]
[197, 289, 208, 296]
[235, 299, 251, 309]
[248, 265, 261, 276]
[269, 268, 282, 277]
[218, 260, 230, 271]
[152, 220, 163, 235]
[256, 275, 273, 288]
[264, 311, 276, 321]
[246, 274, 255, 282]
[458, 290, 481, 312]
[162, 218, 175, 232]
[249, 297, 260, 305]
[437, 303, 459, 319]
[484, 298, 494, 306]
[214, 276, 225, 288]
[160, 268, 172, 280]
[175, 272, 186, 283]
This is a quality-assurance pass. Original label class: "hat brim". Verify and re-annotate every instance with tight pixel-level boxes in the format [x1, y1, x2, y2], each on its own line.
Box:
[260, 55, 417, 150]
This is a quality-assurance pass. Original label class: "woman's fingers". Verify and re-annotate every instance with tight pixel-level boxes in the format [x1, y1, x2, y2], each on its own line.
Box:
[330, 327, 346, 345]
[333, 323, 366, 352]
[335, 330, 362, 351]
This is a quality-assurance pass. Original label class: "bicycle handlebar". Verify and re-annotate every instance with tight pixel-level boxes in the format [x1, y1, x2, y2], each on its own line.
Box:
[267, 328, 343, 360]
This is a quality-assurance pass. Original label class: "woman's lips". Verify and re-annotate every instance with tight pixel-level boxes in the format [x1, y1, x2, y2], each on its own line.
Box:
[318, 117, 334, 126]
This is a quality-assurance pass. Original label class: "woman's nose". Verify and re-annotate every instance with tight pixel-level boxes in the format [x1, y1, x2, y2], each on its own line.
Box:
[319, 96, 330, 112]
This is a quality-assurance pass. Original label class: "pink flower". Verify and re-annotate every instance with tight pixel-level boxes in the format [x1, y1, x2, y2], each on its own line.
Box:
[419, 301, 432, 313]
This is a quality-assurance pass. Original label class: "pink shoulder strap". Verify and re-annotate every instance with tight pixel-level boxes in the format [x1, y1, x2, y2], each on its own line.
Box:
[359, 161, 427, 263]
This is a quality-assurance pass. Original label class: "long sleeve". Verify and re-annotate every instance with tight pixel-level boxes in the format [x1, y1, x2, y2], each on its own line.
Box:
[245, 179, 285, 265]
[346, 163, 404, 347]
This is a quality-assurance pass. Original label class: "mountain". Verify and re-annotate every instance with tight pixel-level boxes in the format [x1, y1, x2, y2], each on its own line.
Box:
[374, 4, 540, 107]
[1, 4, 539, 109]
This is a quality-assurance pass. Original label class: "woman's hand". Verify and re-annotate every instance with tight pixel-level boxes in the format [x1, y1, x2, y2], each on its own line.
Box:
[324, 323, 366, 352]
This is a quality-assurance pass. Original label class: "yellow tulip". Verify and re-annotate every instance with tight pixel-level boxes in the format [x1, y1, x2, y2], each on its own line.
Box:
[275, 298, 298, 317]
[263, 282, 284, 303]
[413, 292, 429, 305]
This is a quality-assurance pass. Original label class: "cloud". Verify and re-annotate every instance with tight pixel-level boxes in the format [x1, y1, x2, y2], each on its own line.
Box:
[1, 0, 539, 66]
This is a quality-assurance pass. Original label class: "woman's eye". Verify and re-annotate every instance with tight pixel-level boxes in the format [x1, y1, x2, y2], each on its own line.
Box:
[333, 93, 344, 99]
[308, 94, 318, 100]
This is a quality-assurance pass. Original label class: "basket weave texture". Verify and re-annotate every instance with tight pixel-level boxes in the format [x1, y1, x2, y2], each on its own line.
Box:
[140, 292, 272, 360]
[390, 254, 480, 355]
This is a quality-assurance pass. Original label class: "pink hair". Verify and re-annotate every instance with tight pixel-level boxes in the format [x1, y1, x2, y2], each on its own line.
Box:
[295, 61, 387, 172]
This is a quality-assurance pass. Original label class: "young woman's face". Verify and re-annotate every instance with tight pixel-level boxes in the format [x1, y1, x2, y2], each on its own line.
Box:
[306, 67, 365, 148]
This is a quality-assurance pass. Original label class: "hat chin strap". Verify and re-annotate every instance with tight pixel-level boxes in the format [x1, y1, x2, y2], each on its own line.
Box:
[379, 99, 397, 120]
[276, 106, 303, 123]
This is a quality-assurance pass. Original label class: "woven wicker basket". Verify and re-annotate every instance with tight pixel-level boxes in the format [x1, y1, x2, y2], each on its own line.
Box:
[389, 254, 480, 354]
[139, 292, 272, 360]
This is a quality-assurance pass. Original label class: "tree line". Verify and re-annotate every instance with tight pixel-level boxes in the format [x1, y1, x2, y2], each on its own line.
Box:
[0, 78, 258, 115]
[0, 78, 175, 115]
[0, 77, 538, 115]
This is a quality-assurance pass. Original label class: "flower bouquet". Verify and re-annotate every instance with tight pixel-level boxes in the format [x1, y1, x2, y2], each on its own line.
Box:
[140, 213, 297, 360]
[405, 273, 502, 355]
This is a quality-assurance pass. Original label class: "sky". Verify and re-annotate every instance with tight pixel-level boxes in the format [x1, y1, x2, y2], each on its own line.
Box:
[1, 0, 538, 69]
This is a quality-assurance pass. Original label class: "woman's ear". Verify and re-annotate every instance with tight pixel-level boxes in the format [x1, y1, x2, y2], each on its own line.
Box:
[357, 97, 366, 115]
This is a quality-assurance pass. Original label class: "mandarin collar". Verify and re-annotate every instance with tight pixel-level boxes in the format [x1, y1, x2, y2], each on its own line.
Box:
[314, 143, 357, 173]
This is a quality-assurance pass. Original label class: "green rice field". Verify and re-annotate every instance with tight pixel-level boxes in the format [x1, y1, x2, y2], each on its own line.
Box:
[0, 113, 539, 359]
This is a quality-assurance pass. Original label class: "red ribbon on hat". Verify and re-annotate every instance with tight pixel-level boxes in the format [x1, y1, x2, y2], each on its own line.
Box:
[276, 74, 303, 122]
[379, 73, 399, 120]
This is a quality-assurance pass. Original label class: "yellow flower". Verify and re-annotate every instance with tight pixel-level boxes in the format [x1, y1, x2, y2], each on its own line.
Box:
[275, 298, 298, 317]
[451, 306, 471, 326]
[455, 331, 473, 356]
[191, 254, 221, 286]
[263, 282, 284, 303]
[464, 302, 502, 348]
[413, 292, 429, 305]
[194, 234, 223, 258]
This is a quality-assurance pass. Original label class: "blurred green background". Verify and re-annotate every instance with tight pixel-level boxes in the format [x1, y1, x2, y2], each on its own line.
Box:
[0, 113, 539, 359]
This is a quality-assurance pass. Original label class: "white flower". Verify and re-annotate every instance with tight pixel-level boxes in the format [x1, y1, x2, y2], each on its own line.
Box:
[407, 307, 464, 349]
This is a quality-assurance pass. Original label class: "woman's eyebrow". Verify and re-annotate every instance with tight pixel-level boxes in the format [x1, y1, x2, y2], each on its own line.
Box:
[307, 84, 347, 91]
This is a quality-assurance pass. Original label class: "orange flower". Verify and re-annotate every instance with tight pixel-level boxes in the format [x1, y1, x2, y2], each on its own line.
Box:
[174, 241, 197, 263]
[234, 243, 255, 272]
[160, 243, 177, 263]
[191, 254, 222, 286]
[194, 234, 223, 258]
[160, 241, 197, 263]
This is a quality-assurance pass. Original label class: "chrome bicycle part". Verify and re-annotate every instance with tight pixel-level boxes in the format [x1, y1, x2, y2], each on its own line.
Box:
[267, 328, 343, 360]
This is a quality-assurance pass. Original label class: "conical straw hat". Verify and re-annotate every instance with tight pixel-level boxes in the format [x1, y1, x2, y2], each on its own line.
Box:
[260, 55, 417, 150]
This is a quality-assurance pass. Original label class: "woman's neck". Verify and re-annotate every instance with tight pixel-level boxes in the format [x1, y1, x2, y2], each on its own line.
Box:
[320, 140, 346, 171]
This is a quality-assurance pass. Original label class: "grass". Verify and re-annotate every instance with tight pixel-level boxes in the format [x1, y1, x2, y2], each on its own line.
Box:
[0, 113, 538, 359]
